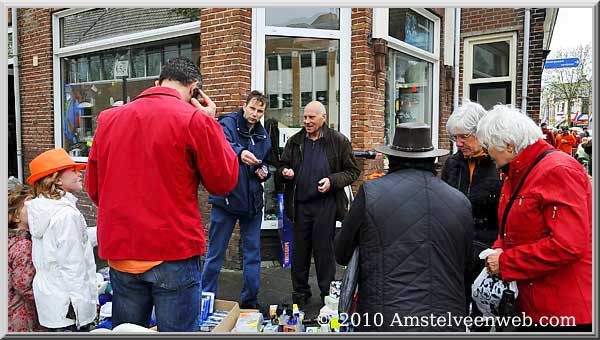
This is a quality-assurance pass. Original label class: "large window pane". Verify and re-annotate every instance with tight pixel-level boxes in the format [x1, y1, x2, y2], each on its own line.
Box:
[389, 9, 434, 53]
[266, 8, 340, 30]
[60, 8, 198, 48]
[472, 41, 510, 78]
[263, 36, 340, 222]
[385, 50, 433, 144]
[60, 35, 200, 157]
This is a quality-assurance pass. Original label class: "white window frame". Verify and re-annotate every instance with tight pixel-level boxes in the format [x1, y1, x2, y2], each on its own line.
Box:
[8, 26, 13, 65]
[252, 8, 351, 229]
[52, 8, 201, 162]
[463, 32, 517, 107]
[373, 8, 441, 147]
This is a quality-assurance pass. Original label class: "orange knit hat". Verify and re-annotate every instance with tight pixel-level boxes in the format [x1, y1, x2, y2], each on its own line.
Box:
[27, 148, 86, 185]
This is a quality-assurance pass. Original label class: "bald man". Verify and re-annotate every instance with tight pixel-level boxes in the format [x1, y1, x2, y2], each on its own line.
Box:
[277, 101, 360, 306]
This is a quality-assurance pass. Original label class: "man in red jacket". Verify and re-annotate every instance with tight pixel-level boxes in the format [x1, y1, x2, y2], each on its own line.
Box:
[85, 57, 238, 332]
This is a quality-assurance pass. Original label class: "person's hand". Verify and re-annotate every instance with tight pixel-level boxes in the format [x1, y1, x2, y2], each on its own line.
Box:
[317, 177, 331, 193]
[241, 150, 261, 166]
[282, 168, 295, 180]
[190, 89, 216, 118]
[256, 167, 268, 180]
[486, 249, 503, 276]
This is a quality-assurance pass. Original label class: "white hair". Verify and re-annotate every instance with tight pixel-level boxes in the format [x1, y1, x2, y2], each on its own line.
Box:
[446, 98, 487, 136]
[306, 100, 326, 116]
[475, 104, 543, 155]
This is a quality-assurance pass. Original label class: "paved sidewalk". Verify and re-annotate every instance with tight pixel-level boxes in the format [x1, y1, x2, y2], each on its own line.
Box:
[215, 261, 346, 321]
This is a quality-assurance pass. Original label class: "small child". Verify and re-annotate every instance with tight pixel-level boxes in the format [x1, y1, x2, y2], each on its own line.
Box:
[25, 148, 98, 331]
[8, 184, 42, 332]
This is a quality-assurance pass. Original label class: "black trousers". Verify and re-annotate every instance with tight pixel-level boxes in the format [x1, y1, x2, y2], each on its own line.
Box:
[291, 195, 337, 300]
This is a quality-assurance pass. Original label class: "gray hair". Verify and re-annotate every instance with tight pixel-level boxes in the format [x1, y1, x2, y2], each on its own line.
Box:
[475, 104, 543, 155]
[446, 98, 487, 136]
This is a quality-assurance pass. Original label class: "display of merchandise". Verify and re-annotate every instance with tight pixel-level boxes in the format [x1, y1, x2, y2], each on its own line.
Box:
[232, 312, 264, 332]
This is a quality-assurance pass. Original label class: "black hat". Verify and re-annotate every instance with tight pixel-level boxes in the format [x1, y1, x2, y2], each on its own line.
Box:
[375, 123, 449, 158]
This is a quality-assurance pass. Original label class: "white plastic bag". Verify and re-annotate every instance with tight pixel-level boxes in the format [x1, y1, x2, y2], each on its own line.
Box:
[471, 248, 518, 317]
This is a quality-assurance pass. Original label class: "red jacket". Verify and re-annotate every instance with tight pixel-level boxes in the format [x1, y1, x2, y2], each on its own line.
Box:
[85, 87, 238, 261]
[493, 139, 592, 324]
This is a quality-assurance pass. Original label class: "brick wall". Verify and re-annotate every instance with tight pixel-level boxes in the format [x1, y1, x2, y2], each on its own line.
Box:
[350, 8, 385, 188]
[459, 8, 545, 122]
[17, 8, 55, 175]
[200, 8, 253, 269]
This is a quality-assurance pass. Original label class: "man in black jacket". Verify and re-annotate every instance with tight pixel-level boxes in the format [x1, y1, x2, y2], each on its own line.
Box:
[441, 99, 502, 327]
[277, 101, 360, 306]
[335, 123, 473, 332]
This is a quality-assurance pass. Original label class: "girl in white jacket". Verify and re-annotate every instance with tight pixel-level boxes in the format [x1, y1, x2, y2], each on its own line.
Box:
[25, 148, 98, 331]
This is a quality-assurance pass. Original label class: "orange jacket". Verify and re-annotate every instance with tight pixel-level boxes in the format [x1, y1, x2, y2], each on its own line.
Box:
[555, 133, 576, 154]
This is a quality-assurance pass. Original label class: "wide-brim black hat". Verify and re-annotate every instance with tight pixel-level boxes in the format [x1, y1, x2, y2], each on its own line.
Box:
[375, 122, 449, 158]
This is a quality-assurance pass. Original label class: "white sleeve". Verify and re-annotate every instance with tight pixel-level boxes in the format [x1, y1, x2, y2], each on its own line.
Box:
[86, 227, 98, 247]
[54, 211, 96, 325]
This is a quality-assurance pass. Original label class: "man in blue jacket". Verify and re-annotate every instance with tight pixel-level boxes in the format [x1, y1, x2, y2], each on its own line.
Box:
[202, 91, 271, 309]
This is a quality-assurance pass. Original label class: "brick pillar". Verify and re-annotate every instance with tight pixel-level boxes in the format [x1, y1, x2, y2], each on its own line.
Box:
[350, 9, 386, 189]
[17, 8, 55, 176]
[200, 8, 253, 269]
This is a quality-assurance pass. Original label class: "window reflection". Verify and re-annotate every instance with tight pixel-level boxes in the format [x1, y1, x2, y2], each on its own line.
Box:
[263, 36, 340, 222]
[60, 35, 199, 157]
[265, 8, 340, 30]
[60, 8, 198, 48]
[388, 9, 434, 53]
[385, 50, 433, 145]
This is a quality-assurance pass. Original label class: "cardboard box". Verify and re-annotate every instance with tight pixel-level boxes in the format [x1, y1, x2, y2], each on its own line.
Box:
[211, 300, 241, 333]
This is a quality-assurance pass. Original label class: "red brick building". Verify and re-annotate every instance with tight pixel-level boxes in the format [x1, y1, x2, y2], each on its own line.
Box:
[8, 8, 556, 268]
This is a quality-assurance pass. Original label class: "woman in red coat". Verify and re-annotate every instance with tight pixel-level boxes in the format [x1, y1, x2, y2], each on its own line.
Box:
[476, 105, 592, 332]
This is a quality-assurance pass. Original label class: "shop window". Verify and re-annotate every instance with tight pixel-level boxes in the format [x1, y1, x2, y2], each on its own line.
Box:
[384, 50, 433, 145]
[265, 8, 340, 30]
[60, 35, 200, 157]
[388, 9, 434, 53]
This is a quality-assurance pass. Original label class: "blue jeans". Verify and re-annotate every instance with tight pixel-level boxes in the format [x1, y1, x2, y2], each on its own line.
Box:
[201, 206, 262, 306]
[110, 256, 202, 332]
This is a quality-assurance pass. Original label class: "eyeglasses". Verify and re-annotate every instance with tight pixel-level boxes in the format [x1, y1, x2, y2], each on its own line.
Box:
[449, 133, 472, 142]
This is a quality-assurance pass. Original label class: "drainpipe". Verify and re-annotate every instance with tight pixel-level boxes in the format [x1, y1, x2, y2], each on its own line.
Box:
[521, 8, 531, 115]
[12, 8, 24, 183]
[453, 8, 461, 154]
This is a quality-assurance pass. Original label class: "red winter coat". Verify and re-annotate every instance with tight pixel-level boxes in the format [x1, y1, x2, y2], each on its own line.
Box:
[85, 87, 239, 261]
[492, 139, 592, 325]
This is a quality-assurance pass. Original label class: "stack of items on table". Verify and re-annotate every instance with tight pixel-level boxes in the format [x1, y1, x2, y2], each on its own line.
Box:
[313, 280, 353, 332]
[262, 304, 304, 332]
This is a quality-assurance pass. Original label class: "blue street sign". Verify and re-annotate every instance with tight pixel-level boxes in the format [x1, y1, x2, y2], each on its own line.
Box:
[544, 58, 580, 69]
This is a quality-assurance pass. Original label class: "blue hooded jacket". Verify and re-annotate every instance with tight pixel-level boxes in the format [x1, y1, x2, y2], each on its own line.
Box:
[208, 108, 272, 216]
